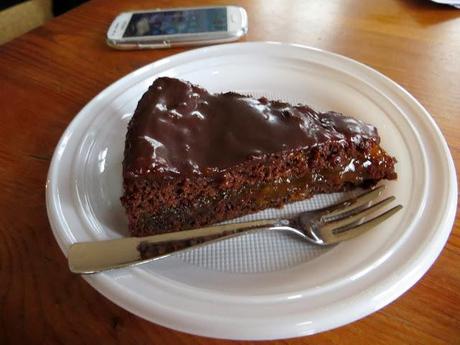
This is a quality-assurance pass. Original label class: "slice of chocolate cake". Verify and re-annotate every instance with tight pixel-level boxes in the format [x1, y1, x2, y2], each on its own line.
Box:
[121, 77, 397, 237]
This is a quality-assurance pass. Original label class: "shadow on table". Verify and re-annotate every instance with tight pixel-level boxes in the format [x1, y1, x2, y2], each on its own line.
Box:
[399, 0, 460, 26]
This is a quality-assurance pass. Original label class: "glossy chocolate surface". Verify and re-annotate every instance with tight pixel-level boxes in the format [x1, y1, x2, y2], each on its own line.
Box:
[123, 77, 379, 178]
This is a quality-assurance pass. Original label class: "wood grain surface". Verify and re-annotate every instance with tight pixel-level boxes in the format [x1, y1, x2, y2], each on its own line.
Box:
[0, 0, 459, 344]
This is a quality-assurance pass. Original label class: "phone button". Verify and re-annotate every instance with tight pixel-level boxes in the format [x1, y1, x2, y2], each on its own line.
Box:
[136, 41, 170, 49]
[230, 14, 237, 22]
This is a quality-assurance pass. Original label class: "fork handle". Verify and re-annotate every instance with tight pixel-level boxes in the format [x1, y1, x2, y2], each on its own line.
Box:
[68, 219, 279, 274]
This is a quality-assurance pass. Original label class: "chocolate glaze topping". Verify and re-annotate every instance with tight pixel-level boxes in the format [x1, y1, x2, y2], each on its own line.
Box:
[123, 77, 379, 178]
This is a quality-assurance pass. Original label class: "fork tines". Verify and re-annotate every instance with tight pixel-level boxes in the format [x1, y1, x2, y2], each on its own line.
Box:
[319, 186, 402, 244]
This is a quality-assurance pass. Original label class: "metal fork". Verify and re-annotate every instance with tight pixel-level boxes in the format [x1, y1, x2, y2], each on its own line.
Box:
[68, 185, 402, 274]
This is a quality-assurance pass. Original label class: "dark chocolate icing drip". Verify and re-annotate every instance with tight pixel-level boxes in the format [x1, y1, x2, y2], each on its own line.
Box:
[123, 77, 378, 178]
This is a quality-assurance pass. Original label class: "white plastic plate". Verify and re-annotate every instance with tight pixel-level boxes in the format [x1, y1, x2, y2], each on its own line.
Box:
[46, 42, 457, 340]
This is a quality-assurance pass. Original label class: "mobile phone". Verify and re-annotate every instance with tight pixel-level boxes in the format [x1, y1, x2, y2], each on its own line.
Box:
[106, 6, 248, 49]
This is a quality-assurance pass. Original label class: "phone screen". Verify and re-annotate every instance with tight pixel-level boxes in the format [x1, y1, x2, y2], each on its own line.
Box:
[123, 8, 228, 37]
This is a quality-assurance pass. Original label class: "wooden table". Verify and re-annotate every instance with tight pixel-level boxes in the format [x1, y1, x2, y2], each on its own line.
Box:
[1, 0, 459, 343]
